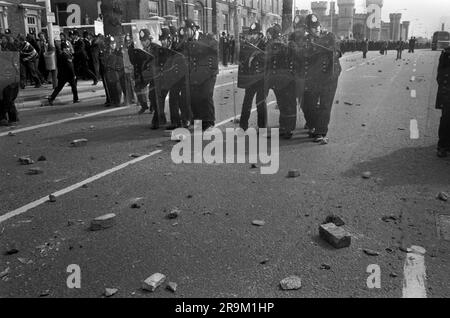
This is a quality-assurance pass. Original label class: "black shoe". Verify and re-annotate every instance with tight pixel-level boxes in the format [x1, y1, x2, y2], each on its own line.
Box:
[151, 123, 160, 130]
[92, 81, 98, 86]
[282, 131, 294, 140]
[73, 100, 80, 104]
[47, 97, 54, 106]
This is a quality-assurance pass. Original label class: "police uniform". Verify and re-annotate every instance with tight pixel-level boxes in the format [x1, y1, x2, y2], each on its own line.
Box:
[104, 36, 123, 107]
[436, 47, 450, 157]
[302, 14, 342, 144]
[238, 22, 268, 131]
[183, 19, 218, 130]
[265, 24, 297, 138]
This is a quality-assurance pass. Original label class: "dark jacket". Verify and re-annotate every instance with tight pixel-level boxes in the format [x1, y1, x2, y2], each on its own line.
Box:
[57, 49, 76, 81]
[436, 47, 450, 110]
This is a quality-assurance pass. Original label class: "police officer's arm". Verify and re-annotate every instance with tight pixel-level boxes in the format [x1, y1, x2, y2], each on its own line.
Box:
[437, 50, 445, 85]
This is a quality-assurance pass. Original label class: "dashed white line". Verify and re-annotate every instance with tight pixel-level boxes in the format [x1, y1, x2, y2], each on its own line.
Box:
[346, 67, 356, 72]
[411, 89, 417, 98]
[0, 150, 163, 224]
[413, 69, 417, 73]
[402, 246, 427, 298]
[411, 76, 416, 82]
[410, 119, 419, 139]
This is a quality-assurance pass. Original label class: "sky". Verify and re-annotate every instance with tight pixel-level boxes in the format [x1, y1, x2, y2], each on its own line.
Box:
[294, 0, 450, 38]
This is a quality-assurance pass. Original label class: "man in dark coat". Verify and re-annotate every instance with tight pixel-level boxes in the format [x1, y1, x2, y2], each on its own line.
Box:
[220, 32, 229, 67]
[436, 47, 450, 158]
[47, 41, 79, 105]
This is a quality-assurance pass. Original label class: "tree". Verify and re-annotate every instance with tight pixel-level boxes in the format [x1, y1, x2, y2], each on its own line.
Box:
[101, 0, 124, 37]
[282, 0, 293, 34]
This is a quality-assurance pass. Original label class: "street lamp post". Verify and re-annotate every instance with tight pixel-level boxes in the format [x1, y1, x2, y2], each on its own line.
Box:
[36, 0, 57, 88]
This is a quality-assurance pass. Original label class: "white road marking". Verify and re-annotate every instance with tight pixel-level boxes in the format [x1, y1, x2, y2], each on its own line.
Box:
[402, 246, 427, 298]
[0, 150, 163, 224]
[346, 67, 356, 72]
[411, 90, 417, 98]
[413, 69, 417, 73]
[214, 101, 276, 128]
[410, 119, 419, 139]
[411, 76, 415, 82]
[215, 81, 235, 89]
[0, 106, 133, 137]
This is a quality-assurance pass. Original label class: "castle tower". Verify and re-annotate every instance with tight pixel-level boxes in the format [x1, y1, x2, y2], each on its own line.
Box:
[401, 21, 410, 39]
[311, 1, 328, 21]
[389, 13, 402, 41]
[337, 0, 355, 39]
[366, 0, 383, 40]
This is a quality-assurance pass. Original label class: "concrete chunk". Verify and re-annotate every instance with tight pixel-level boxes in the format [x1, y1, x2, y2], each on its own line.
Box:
[19, 156, 34, 165]
[26, 167, 43, 175]
[142, 273, 166, 292]
[280, 276, 302, 290]
[70, 139, 88, 147]
[90, 213, 116, 231]
[319, 223, 351, 249]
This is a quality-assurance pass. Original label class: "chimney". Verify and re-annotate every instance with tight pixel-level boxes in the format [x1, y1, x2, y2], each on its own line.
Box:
[443, 23, 445, 31]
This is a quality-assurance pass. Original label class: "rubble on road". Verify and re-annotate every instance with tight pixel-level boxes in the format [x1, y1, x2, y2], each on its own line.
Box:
[167, 208, 181, 219]
[319, 264, 331, 270]
[142, 273, 166, 292]
[363, 249, 380, 256]
[0, 267, 10, 278]
[37, 155, 47, 162]
[90, 214, 116, 231]
[39, 290, 50, 297]
[382, 215, 398, 223]
[70, 139, 88, 147]
[319, 223, 351, 249]
[4, 248, 19, 255]
[129, 154, 142, 158]
[166, 282, 177, 293]
[104, 288, 118, 297]
[48, 195, 57, 203]
[287, 170, 300, 178]
[362, 171, 372, 179]
[344, 102, 353, 106]
[252, 220, 265, 227]
[280, 276, 302, 290]
[26, 167, 43, 175]
[437, 192, 448, 202]
[19, 156, 34, 165]
[8, 132, 15, 136]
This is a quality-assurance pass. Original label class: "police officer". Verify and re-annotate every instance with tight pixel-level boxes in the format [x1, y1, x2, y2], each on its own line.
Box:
[436, 46, 450, 158]
[238, 22, 268, 132]
[183, 19, 218, 131]
[265, 23, 297, 139]
[302, 14, 342, 144]
[103, 36, 123, 107]
[130, 29, 151, 114]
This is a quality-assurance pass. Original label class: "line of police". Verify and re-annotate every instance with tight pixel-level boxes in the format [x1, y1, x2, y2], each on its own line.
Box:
[99, 13, 341, 142]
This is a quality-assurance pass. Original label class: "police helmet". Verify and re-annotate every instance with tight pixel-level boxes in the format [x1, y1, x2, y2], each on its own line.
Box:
[169, 26, 178, 37]
[159, 27, 171, 41]
[306, 14, 320, 30]
[184, 19, 197, 30]
[4, 29, 11, 35]
[293, 15, 307, 30]
[139, 29, 151, 42]
[267, 24, 282, 40]
[105, 35, 115, 45]
[249, 22, 261, 35]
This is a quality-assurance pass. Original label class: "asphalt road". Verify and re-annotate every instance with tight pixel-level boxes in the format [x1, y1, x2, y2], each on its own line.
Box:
[0, 50, 449, 298]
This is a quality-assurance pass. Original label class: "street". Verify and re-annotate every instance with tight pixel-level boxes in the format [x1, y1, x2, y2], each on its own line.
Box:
[0, 49, 449, 298]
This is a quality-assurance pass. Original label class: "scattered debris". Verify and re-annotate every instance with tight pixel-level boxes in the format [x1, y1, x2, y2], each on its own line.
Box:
[280, 276, 302, 290]
[26, 167, 43, 175]
[252, 220, 266, 227]
[142, 273, 166, 292]
[17, 257, 33, 265]
[4, 248, 19, 255]
[48, 195, 57, 203]
[363, 249, 380, 256]
[324, 215, 345, 227]
[130, 203, 141, 209]
[167, 208, 181, 219]
[129, 154, 142, 158]
[362, 171, 372, 179]
[70, 139, 88, 147]
[90, 213, 116, 231]
[362, 123, 367, 127]
[187, 194, 193, 199]
[437, 192, 448, 202]
[251, 163, 258, 169]
[287, 170, 300, 178]
[399, 246, 411, 253]
[389, 272, 398, 278]
[104, 288, 119, 297]
[319, 264, 331, 270]
[19, 156, 34, 165]
[344, 102, 353, 106]
[37, 155, 47, 162]
[0, 267, 10, 278]
[166, 282, 177, 293]
[335, 100, 339, 104]
[382, 215, 398, 223]
[260, 258, 270, 265]
[385, 247, 395, 254]
[319, 223, 351, 249]
[406, 86, 410, 90]
[39, 290, 50, 297]
[8, 132, 15, 136]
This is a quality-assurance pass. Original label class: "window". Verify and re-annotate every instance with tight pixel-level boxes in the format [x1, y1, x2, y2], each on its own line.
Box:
[148, 0, 159, 17]
[194, 2, 204, 31]
[25, 15, 38, 35]
[223, 13, 229, 32]
[175, 3, 182, 22]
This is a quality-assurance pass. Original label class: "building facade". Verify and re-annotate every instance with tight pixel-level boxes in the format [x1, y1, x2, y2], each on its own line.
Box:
[0, 0, 45, 35]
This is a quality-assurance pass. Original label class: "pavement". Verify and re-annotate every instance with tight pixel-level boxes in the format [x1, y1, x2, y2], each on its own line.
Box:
[0, 50, 449, 298]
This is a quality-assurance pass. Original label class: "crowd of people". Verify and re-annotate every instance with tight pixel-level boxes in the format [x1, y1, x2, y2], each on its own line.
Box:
[219, 32, 236, 66]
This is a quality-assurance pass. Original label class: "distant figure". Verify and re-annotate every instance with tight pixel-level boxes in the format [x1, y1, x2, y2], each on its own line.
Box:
[436, 47, 450, 158]
[362, 39, 369, 59]
[396, 40, 404, 60]
[408, 37, 416, 53]
[229, 35, 235, 64]
[220, 32, 229, 67]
